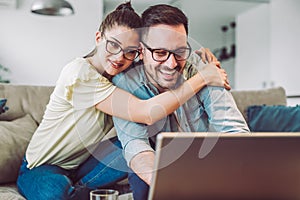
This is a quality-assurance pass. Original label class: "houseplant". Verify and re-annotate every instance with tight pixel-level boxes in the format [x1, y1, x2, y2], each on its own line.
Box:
[0, 63, 10, 83]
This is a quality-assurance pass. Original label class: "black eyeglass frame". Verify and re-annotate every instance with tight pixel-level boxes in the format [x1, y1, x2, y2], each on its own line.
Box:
[141, 41, 192, 62]
[105, 39, 141, 61]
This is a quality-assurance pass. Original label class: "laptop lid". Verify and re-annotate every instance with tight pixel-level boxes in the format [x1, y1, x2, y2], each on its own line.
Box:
[148, 132, 300, 200]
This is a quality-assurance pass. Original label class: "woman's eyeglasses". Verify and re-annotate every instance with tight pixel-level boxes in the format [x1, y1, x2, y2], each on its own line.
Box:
[105, 39, 140, 61]
[141, 42, 191, 62]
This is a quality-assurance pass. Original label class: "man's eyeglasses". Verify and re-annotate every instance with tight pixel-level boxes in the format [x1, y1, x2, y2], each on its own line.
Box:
[105, 39, 140, 61]
[141, 42, 191, 62]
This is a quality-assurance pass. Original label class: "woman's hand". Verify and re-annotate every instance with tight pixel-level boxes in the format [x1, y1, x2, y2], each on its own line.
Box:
[198, 62, 231, 90]
[195, 47, 221, 68]
[194, 47, 230, 90]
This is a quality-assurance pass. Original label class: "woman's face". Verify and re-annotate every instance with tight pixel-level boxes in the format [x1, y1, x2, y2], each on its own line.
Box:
[96, 26, 140, 76]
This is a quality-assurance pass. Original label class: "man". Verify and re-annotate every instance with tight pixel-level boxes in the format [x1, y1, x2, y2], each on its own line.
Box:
[112, 4, 249, 200]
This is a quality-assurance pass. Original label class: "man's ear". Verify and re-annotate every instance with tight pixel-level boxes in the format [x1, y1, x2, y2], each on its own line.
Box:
[95, 31, 102, 45]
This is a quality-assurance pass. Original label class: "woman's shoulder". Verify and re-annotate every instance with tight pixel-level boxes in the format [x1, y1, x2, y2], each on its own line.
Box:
[59, 57, 103, 83]
[56, 58, 114, 102]
[63, 57, 96, 75]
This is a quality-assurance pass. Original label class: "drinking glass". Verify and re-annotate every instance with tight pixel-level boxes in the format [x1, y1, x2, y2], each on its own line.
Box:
[90, 189, 119, 200]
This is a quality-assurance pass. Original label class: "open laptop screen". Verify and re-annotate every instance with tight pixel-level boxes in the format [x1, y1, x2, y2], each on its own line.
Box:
[148, 132, 300, 200]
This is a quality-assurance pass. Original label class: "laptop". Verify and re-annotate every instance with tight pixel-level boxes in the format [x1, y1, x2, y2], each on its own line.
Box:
[148, 132, 300, 200]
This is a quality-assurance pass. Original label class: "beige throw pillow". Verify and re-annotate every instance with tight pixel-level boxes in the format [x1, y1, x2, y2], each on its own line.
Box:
[0, 114, 37, 183]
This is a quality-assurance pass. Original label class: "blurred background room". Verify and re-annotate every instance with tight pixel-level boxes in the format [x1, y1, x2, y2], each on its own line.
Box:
[0, 0, 299, 105]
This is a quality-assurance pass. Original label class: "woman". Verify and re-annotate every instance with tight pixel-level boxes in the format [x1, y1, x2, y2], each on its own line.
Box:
[17, 2, 228, 200]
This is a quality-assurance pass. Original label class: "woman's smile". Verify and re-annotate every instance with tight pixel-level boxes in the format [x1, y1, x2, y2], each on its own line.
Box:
[108, 59, 124, 70]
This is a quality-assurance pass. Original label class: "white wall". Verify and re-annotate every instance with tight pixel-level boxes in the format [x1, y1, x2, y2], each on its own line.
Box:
[0, 0, 103, 86]
[235, 0, 300, 98]
[270, 0, 300, 96]
[235, 4, 270, 90]
[181, 0, 261, 88]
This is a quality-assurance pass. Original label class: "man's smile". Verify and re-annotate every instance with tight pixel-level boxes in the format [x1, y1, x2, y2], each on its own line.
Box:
[159, 69, 177, 80]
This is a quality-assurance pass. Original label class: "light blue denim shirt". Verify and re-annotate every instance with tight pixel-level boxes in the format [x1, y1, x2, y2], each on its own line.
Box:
[112, 62, 249, 164]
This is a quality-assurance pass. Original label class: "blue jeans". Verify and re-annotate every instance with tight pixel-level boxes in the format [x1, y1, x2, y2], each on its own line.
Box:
[128, 171, 149, 200]
[17, 137, 128, 200]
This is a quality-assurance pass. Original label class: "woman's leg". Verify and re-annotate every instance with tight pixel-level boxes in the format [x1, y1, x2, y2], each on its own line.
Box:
[17, 137, 128, 200]
[17, 158, 74, 200]
[71, 137, 129, 199]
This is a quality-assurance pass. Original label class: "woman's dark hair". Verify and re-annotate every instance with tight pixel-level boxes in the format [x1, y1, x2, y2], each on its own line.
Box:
[84, 2, 142, 58]
[141, 4, 188, 41]
[99, 1, 141, 37]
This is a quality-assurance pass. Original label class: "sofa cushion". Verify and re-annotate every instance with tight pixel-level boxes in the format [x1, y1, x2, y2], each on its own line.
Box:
[0, 114, 37, 184]
[0, 183, 25, 200]
[247, 105, 300, 132]
[231, 87, 287, 121]
[0, 84, 54, 124]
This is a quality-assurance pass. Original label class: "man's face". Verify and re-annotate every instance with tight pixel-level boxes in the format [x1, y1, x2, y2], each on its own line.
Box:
[141, 24, 189, 92]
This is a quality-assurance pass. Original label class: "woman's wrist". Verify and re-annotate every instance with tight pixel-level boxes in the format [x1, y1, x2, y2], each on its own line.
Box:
[191, 71, 207, 93]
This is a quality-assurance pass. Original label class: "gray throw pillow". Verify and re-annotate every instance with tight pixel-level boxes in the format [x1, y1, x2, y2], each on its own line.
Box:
[0, 114, 37, 183]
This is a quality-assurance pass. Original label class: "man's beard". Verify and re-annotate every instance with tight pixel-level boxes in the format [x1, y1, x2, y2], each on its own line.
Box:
[149, 64, 183, 92]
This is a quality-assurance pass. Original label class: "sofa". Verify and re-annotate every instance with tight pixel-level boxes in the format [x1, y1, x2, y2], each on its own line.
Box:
[0, 83, 288, 199]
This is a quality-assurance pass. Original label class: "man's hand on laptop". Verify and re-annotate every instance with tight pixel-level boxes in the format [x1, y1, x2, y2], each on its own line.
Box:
[130, 151, 155, 185]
